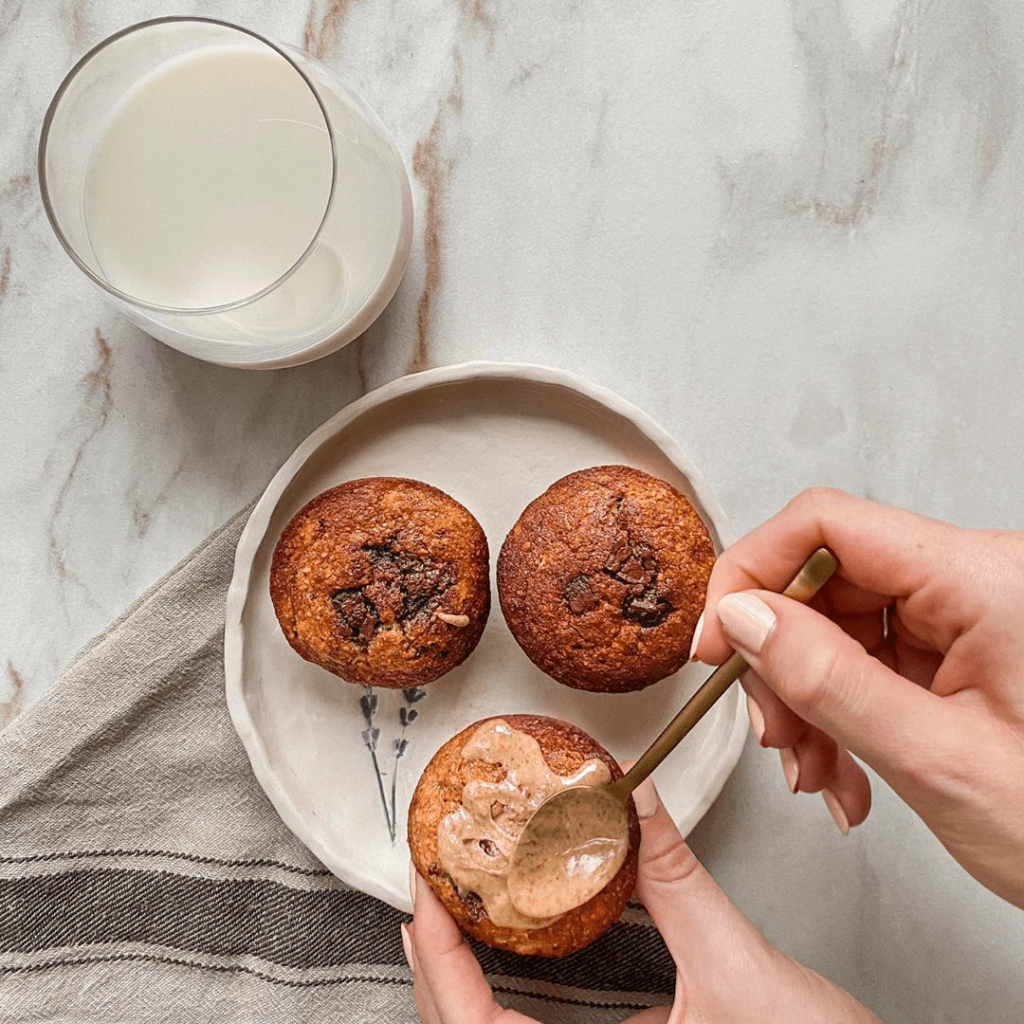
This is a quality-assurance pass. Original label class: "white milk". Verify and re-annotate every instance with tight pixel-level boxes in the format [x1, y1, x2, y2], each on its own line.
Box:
[84, 43, 334, 313]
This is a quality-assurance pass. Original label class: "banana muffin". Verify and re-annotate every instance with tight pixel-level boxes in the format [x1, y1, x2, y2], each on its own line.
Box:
[408, 714, 640, 957]
[497, 465, 715, 692]
[269, 477, 490, 688]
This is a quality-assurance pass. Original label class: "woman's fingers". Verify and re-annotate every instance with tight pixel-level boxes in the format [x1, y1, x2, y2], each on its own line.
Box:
[741, 669, 807, 748]
[694, 487, 981, 667]
[633, 778, 883, 1023]
[743, 672, 872, 830]
[825, 748, 873, 830]
[402, 919, 443, 1024]
[787, 724, 839, 793]
[631, 777, 774, 969]
[717, 589, 966, 790]
[407, 868, 534, 1024]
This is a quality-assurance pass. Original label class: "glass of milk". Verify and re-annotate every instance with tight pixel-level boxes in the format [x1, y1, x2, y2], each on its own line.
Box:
[39, 17, 413, 368]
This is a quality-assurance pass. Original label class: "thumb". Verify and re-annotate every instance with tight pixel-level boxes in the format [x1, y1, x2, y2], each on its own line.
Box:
[632, 777, 775, 970]
[716, 590, 961, 782]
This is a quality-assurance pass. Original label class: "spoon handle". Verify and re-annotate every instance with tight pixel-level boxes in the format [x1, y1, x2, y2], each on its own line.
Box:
[608, 546, 838, 801]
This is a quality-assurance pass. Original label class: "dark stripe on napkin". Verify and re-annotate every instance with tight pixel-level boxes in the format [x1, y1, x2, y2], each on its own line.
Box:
[473, 920, 676, 996]
[0, 868, 404, 967]
[0, 951, 658, 1012]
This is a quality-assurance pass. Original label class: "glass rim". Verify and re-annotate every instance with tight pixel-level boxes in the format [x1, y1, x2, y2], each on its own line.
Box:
[37, 15, 339, 317]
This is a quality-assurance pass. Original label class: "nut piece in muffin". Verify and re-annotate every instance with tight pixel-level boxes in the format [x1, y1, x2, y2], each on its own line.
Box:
[269, 477, 490, 688]
[497, 465, 715, 692]
[407, 714, 640, 957]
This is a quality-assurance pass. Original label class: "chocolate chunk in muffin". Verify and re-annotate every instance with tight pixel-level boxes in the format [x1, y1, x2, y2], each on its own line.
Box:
[270, 477, 490, 688]
[497, 465, 715, 692]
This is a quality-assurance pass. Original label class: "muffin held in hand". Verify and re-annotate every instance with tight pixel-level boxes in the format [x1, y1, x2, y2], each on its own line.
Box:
[269, 477, 490, 688]
[497, 465, 715, 692]
[408, 714, 640, 958]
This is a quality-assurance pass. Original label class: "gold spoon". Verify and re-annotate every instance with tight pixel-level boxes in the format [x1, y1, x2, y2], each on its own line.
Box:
[505, 547, 838, 919]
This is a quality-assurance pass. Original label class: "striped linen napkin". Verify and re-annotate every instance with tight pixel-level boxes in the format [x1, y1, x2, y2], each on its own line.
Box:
[0, 507, 674, 1022]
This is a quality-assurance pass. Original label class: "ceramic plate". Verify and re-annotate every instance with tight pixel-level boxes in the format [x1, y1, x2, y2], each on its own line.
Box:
[224, 361, 746, 912]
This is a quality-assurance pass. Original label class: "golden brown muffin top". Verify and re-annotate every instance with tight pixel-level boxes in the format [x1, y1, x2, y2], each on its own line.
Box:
[497, 465, 715, 691]
[270, 477, 490, 687]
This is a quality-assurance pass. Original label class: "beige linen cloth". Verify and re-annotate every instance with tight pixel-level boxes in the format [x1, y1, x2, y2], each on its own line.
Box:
[0, 506, 674, 1023]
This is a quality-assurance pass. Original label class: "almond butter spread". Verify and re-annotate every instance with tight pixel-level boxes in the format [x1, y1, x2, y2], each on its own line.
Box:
[436, 718, 611, 929]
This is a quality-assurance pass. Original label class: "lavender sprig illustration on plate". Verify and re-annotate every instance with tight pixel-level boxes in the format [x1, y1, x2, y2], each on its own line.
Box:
[390, 686, 428, 837]
[359, 686, 392, 841]
[358, 684, 428, 844]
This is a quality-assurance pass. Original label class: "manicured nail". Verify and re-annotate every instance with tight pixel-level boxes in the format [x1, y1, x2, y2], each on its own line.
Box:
[746, 693, 766, 745]
[400, 923, 414, 971]
[779, 747, 800, 793]
[822, 788, 850, 836]
[632, 777, 659, 819]
[408, 860, 418, 906]
[717, 592, 776, 656]
[688, 611, 705, 661]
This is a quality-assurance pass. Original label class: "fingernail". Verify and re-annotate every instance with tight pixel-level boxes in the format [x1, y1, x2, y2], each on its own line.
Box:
[400, 922, 414, 971]
[746, 694, 766, 745]
[779, 747, 800, 793]
[717, 592, 776, 656]
[632, 777, 659, 819]
[688, 611, 705, 661]
[408, 860, 418, 906]
[822, 788, 850, 836]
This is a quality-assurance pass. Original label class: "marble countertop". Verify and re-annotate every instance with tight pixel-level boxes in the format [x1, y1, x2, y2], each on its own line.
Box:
[3, 1, 1023, 1020]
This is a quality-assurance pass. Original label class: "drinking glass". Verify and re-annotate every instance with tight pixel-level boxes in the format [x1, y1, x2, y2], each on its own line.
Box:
[39, 17, 413, 368]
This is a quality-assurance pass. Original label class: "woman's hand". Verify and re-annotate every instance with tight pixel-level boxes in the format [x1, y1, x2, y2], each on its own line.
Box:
[403, 776, 880, 1023]
[694, 487, 1024, 908]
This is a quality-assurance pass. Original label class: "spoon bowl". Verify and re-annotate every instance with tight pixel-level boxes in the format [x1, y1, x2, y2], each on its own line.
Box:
[504, 784, 631, 919]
